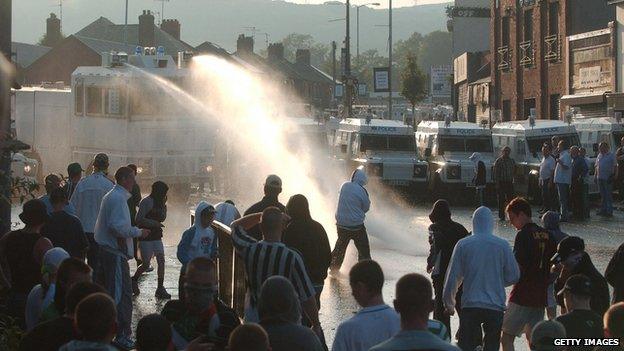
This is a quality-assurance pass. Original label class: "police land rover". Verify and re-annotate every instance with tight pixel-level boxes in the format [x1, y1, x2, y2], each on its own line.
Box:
[332, 118, 428, 190]
[573, 116, 624, 194]
[492, 119, 580, 200]
[415, 120, 495, 199]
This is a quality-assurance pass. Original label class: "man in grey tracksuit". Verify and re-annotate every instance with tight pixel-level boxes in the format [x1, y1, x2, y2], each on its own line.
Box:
[330, 168, 371, 271]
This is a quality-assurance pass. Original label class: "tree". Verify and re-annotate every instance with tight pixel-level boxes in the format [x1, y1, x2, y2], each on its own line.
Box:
[38, 32, 65, 48]
[280, 33, 330, 66]
[401, 54, 427, 129]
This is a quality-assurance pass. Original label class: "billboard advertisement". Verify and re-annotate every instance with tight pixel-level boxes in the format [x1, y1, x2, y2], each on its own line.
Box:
[430, 65, 452, 98]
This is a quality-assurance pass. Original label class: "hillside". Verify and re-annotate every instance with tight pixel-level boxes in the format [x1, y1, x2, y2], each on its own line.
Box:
[12, 0, 451, 53]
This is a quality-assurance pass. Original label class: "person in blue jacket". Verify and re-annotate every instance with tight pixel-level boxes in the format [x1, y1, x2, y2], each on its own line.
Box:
[176, 201, 217, 301]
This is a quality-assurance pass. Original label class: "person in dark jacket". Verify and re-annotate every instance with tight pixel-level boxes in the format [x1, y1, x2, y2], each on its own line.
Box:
[552, 236, 610, 317]
[283, 194, 331, 308]
[244, 175, 286, 240]
[132, 181, 169, 299]
[42, 188, 88, 260]
[426, 199, 469, 334]
[605, 241, 624, 303]
[570, 147, 589, 220]
[469, 153, 487, 206]
[127, 164, 143, 268]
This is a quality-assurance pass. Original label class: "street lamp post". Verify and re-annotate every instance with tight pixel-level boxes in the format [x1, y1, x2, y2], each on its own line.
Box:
[388, 0, 393, 120]
[344, 0, 352, 119]
[356, 3, 380, 60]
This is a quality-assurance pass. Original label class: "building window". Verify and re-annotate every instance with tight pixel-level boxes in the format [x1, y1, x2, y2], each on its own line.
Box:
[86, 86, 103, 115]
[503, 100, 511, 121]
[75, 81, 84, 115]
[502, 16, 510, 47]
[549, 2, 559, 36]
[550, 94, 560, 120]
[523, 9, 533, 42]
[524, 98, 536, 119]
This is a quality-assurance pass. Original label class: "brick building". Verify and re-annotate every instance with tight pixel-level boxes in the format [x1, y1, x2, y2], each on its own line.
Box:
[490, 0, 614, 121]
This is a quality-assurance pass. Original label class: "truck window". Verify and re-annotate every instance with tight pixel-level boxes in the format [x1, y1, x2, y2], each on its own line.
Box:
[86, 86, 103, 115]
[75, 81, 84, 115]
[465, 137, 493, 152]
[439, 136, 465, 152]
[360, 134, 388, 152]
[105, 87, 126, 117]
[388, 135, 415, 151]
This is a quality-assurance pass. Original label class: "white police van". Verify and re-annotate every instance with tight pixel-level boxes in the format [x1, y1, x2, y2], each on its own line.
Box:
[573, 117, 624, 194]
[491, 119, 580, 199]
[332, 118, 428, 189]
[415, 120, 495, 198]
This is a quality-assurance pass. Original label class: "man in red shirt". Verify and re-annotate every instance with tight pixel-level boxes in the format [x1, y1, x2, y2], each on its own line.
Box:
[502, 197, 557, 351]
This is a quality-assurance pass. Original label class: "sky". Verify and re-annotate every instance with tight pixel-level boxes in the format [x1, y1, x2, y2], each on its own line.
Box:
[287, 0, 449, 8]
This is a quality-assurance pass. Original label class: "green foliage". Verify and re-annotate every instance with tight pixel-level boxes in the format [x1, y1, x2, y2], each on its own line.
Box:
[0, 313, 24, 350]
[38, 31, 66, 48]
[401, 54, 427, 121]
[280, 33, 330, 67]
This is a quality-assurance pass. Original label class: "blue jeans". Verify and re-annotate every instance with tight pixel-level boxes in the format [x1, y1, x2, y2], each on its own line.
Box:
[556, 183, 570, 220]
[599, 179, 614, 215]
[459, 307, 504, 351]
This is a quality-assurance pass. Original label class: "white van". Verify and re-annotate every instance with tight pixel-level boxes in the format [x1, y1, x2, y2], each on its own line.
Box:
[491, 120, 580, 199]
[415, 121, 495, 197]
[332, 118, 428, 188]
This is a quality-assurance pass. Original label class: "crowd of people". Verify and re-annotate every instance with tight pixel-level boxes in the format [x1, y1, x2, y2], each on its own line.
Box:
[0, 151, 623, 351]
[492, 136, 622, 223]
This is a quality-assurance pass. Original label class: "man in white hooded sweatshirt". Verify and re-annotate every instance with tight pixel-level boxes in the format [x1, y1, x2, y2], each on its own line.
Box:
[331, 168, 371, 272]
[443, 206, 520, 351]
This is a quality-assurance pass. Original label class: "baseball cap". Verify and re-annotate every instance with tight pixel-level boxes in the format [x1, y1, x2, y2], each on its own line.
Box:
[19, 199, 50, 226]
[264, 174, 282, 189]
[44, 174, 61, 186]
[67, 162, 84, 176]
[558, 274, 592, 298]
[551, 236, 585, 264]
[530, 320, 566, 351]
[93, 153, 109, 168]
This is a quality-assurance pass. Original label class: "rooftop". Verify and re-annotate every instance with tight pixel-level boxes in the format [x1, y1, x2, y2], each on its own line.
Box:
[11, 42, 51, 68]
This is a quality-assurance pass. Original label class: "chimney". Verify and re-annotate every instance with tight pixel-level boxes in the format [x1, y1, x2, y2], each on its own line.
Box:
[296, 49, 311, 65]
[139, 10, 155, 47]
[46, 13, 61, 46]
[267, 43, 284, 62]
[236, 34, 254, 56]
[161, 19, 180, 40]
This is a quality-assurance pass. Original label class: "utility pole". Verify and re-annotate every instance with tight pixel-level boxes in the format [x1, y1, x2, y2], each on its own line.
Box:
[0, 0, 11, 234]
[356, 3, 380, 60]
[331, 41, 337, 100]
[124, 0, 128, 46]
[344, 0, 352, 119]
[388, 0, 393, 120]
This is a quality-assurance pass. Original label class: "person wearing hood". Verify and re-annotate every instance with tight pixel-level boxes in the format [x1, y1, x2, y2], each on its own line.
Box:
[331, 168, 371, 272]
[161, 257, 240, 350]
[215, 200, 241, 226]
[541, 211, 569, 319]
[258, 276, 325, 351]
[443, 206, 520, 351]
[426, 199, 469, 335]
[93, 167, 149, 349]
[176, 201, 218, 302]
[59, 293, 118, 351]
[39, 174, 77, 216]
[551, 236, 610, 317]
[24, 247, 70, 331]
[469, 152, 487, 206]
[0, 199, 53, 328]
[132, 181, 170, 299]
[283, 194, 331, 307]
[244, 175, 286, 240]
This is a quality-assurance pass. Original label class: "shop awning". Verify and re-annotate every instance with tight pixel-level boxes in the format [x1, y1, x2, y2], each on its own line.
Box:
[560, 92, 607, 106]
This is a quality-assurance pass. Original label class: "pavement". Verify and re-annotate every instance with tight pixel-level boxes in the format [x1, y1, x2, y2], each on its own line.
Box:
[11, 200, 623, 350]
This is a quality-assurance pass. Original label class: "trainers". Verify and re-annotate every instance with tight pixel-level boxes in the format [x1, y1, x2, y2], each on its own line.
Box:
[132, 279, 140, 296]
[114, 336, 135, 350]
[155, 286, 171, 299]
[145, 266, 154, 273]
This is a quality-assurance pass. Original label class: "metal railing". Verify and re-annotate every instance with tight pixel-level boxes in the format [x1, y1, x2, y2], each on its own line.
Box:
[519, 40, 534, 67]
[190, 214, 247, 316]
[544, 34, 561, 62]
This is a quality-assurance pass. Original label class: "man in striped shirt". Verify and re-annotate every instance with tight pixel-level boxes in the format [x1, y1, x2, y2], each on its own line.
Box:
[230, 207, 322, 336]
